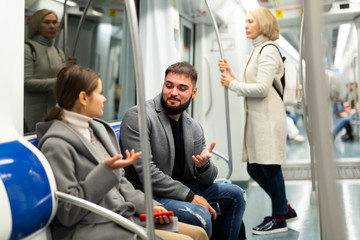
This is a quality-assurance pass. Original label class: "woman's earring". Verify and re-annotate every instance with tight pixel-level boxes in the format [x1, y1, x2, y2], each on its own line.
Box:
[84, 105, 87, 110]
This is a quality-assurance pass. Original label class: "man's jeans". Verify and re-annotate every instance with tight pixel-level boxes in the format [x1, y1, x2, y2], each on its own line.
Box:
[156, 181, 246, 240]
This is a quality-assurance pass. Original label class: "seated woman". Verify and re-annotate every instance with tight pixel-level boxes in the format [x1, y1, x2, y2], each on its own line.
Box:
[333, 101, 357, 142]
[286, 116, 305, 144]
[36, 65, 207, 240]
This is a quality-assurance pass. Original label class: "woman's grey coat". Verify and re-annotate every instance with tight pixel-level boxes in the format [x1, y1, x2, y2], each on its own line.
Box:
[24, 36, 66, 132]
[36, 118, 159, 240]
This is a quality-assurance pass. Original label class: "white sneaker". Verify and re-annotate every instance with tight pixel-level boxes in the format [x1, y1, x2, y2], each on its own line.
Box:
[290, 134, 306, 144]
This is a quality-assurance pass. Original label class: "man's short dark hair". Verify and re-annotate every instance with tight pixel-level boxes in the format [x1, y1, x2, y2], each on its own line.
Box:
[165, 62, 197, 86]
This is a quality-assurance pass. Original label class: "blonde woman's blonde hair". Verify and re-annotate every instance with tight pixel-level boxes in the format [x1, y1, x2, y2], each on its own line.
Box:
[248, 7, 279, 41]
[28, 9, 58, 40]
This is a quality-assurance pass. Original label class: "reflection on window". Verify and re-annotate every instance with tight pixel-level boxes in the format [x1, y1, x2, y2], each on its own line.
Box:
[24, 3, 136, 134]
[182, 26, 191, 63]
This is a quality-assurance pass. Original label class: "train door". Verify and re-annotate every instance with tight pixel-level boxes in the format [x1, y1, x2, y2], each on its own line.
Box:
[192, 1, 249, 182]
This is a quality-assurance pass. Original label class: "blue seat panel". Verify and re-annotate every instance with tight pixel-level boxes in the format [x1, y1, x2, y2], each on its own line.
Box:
[28, 122, 121, 147]
[0, 140, 53, 239]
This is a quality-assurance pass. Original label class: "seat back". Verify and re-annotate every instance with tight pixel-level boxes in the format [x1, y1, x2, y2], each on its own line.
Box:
[109, 122, 121, 141]
[0, 138, 57, 239]
[26, 122, 122, 147]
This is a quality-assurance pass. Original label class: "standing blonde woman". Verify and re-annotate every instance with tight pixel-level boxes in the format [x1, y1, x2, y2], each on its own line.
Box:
[218, 7, 297, 235]
[24, 9, 76, 132]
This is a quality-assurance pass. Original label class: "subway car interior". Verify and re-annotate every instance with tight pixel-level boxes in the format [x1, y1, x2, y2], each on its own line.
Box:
[1, 0, 360, 239]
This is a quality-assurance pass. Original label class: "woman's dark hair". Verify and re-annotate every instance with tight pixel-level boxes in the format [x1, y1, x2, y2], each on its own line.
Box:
[44, 65, 100, 121]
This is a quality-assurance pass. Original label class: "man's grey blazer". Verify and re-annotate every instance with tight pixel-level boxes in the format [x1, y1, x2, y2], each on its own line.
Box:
[120, 94, 218, 201]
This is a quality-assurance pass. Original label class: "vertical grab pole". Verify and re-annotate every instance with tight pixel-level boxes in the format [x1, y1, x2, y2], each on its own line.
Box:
[63, 0, 68, 58]
[298, 12, 304, 103]
[298, 12, 317, 203]
[304, 0, 345, 239]
[54, 0, 68, 57]
[71, 0, 94, 57]
[124, 0, 155, 239]
[204, 0, 233, 179]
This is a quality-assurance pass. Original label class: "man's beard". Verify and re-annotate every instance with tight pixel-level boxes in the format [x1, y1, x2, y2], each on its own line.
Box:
[161, 95, 192, 115]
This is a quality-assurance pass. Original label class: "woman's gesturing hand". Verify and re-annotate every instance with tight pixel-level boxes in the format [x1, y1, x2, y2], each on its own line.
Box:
[104, 149, 142, 169]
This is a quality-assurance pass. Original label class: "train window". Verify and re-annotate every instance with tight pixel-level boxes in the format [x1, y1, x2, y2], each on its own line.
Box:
[180, 17, 194, 64]
[24, 0, 136, 134]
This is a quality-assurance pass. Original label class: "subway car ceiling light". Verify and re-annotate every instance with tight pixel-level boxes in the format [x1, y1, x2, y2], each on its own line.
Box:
[55, 0, 77, 7]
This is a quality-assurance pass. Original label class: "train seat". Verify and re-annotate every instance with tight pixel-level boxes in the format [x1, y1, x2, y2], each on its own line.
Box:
[0, 122, 150, 240]
[110, 122, 121, 140]
[0, 138, 57, 240]
[27, 122, 122, 148]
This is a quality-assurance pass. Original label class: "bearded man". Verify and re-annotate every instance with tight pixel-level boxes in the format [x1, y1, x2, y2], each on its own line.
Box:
[120, 62, 246, 240]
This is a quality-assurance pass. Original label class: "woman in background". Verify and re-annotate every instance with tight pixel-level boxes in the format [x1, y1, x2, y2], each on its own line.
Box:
[24, 9, 76, 132]
[36, 65, 207, 240]
[218, 7, 297, 235]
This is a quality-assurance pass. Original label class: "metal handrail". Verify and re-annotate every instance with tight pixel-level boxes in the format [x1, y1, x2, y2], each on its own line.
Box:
[298, 12, 304, 103]
[211, 149, 232, 178]
[71, 0, 94, 56]
[55, 191, 148, 240]
[62, 0, 68, 58]
[204, 0, 233, 179]
[203, 56, 213, 117]
[124, 0, 155, 239]
[299, 11, 317, 203]
[54, 0, 68, 57]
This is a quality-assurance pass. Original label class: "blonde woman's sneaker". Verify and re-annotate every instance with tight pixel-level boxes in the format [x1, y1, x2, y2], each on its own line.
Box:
[285, 209, 298, 222]
[252, 217, 288, 235]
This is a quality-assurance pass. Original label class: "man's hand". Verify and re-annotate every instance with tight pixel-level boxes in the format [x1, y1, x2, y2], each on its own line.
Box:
[192, 194, 217, 219]
[191, 141, 216, 168]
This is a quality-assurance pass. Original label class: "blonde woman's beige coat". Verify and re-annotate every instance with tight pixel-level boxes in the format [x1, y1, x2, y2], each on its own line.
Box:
[229, 35, 286, 165]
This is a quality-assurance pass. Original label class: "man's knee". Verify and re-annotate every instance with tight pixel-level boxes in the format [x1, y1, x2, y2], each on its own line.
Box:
[155, 198, 212, 235]
[179, 204, 212, 226]
[217, 183, 247, 213]
[220, 182, 246, 202]
[233, 184, 246, 204]
[177, 204, 212, 236]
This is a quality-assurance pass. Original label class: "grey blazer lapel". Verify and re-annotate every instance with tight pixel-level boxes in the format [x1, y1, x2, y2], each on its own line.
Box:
[158, 110, 176, 167]
[89, 119, 119, 157]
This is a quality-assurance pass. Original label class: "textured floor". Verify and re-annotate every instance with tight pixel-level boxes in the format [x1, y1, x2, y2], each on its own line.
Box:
[282, 162, 360, 180]
[242, 180, 360, 240]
